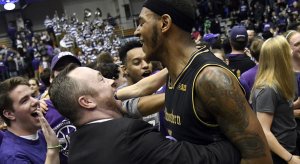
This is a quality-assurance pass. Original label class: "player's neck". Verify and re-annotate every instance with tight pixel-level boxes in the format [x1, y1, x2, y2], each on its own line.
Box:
[163, 44, 198, 84]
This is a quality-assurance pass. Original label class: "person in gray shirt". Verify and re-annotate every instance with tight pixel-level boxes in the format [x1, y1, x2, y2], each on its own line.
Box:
[251, 36, 300, 164]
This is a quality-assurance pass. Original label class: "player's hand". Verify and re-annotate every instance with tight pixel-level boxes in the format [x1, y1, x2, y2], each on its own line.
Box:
[39, 99, 48, 114]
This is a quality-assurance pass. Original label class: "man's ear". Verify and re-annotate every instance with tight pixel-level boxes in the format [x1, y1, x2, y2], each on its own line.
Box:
[78, 95, 96, 109]
[3, 110, 15, 121]
[123, 66, 128, 77]
[161, 14, 172, 33]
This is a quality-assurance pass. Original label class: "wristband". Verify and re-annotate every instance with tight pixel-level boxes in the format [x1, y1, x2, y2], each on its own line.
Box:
[287, 155, 293, 162]
[47, 145, 62, 149]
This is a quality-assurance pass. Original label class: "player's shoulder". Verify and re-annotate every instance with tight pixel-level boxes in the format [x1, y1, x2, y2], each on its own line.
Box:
[198, 65, 233, 80]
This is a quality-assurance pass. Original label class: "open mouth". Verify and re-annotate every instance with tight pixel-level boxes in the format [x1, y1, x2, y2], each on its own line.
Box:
[31, 111, 38, 118]
[142, 71, 151, 77]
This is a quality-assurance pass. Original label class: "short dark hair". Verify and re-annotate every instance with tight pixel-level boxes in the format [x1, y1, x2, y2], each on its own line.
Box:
[249, 38, 264, 62]
[229, 40, 247, 51]
[40, 68, 51, 87]
[86, 61, 97, 69]
[0, 77, 29, 126]
[97, 52, 114, 64]
[118, 40, 142, 65]
[222, 37, 232, 54]
[49, 64, 95, 125]
[95, 63, 120, 80]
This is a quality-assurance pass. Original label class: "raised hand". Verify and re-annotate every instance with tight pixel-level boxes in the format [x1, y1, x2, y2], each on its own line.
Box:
[37, 111, 58, 148]
[39, 99, 48, 114]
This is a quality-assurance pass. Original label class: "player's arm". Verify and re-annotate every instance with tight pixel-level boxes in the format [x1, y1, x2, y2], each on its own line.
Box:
[138, 94, 165, 116]
[116, 68, 167, 100]
[195, 66, 272, 163]
[121, 94, 165, 117]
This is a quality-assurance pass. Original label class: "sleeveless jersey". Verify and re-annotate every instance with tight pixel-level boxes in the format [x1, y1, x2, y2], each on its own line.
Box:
[165, 47, 244, 145]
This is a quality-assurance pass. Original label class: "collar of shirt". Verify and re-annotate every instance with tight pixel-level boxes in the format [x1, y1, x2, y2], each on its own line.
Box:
[85, 118, 113, 125]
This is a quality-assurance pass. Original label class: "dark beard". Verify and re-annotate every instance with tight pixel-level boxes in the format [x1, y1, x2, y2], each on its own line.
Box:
[147, 25, 160, 61]
[151, 25, 158, 48]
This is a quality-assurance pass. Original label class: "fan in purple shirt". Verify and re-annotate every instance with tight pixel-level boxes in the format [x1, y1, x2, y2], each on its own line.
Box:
[0, 77, 59, 164]
[240, 38, 264, 101]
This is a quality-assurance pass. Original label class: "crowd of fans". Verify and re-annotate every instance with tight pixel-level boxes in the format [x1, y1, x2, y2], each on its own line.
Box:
[0, 9, 121, 83]
[194, 0, 300, 37]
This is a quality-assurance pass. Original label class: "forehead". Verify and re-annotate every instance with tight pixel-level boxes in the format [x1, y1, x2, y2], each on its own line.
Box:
[69, 67, 98, 79]
[126, 48, 145, 60]
[9, 85, 31, 102]
[290, 33, 300, 43]
[139, 7, 157, 20]
[28, 79, 37, 84]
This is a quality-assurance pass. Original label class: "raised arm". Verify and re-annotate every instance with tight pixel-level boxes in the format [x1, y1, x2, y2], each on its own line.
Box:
[37, 111, 60, 164]
[116, 68, 168, 100]
[195, 66, 272, 163]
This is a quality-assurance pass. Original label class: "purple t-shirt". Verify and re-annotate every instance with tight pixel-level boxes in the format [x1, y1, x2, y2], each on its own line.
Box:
[296, 72, 300, 97]
[0, 130, 47, 164]
[45, 99, 76, 164]
[31, 58, 40, 71]
[0, 130, 3, 145]
[240, 65, 258, 91]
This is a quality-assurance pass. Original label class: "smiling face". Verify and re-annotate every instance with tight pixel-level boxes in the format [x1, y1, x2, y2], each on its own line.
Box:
[69, 67, 122, 112]
[7, 85, 40, 134]
[134, 7, 162, 61]
[124, 47, 152, 84]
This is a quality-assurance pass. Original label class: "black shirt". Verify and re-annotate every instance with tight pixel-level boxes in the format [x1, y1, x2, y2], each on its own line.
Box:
[165, 48, 240, 145]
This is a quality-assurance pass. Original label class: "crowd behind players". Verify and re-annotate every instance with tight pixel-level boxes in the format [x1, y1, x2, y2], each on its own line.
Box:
[1, 0, 300, 163]
[0, 8, 121, 82]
